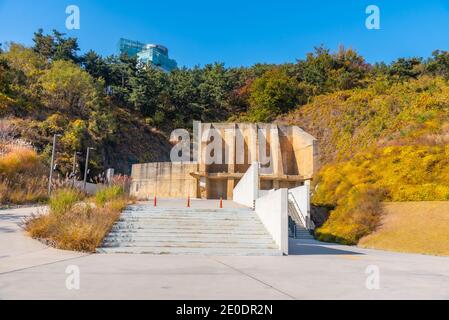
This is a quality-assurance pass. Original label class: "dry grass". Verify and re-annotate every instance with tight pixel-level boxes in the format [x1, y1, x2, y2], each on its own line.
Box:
[25, 186, 130, 252]
[0, 147, 48, 205]
[359, 202, 449, 256]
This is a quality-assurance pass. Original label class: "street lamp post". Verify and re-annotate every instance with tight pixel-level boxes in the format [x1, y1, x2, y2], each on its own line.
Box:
[71, 151, 82, 187]
[83, 147, 95, 191]
[48, 134, 61, 195]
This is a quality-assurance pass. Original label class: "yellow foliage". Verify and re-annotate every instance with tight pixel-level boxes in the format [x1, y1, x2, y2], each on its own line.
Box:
[0, 148, 41, 177]
[0, 148, 48, 205]
[280, 76, 449, 164]
[313, 144, 449, 244]
[60, 119, 86, 151]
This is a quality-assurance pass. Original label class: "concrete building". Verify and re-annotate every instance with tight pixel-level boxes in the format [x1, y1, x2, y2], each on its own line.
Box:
[101, 123, 318, 255]
[130, 122, 318, 200]
[118, 38, 178, 72]
[117, 38, 145, 57]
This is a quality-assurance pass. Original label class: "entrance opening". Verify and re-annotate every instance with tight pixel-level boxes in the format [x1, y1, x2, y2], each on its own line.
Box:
[207, 179, 228, 200]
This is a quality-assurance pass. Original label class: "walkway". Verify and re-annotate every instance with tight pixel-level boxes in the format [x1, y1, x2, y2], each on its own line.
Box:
[1, 206, 448, 299]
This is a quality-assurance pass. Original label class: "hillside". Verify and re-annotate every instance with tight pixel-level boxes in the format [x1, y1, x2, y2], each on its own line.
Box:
[0, 41, 172, 178]
[359, 202, 449, 256]
[278, 78, 449, 245]
[278, 76, 449, 165]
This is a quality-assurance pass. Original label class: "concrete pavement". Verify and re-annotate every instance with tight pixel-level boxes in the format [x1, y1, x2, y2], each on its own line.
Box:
[1, 206, 449, 300]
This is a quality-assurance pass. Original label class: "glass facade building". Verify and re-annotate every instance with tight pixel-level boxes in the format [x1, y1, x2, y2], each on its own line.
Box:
[118, 38, 177, 72]
[118, 38, 145, 58]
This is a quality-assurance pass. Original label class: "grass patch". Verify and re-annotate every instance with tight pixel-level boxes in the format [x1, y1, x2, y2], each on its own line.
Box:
[25, 185, 130, 252]
[359, 202, 449, 256]
[49, 188, 84, 216]
[94, 185, 124, 206]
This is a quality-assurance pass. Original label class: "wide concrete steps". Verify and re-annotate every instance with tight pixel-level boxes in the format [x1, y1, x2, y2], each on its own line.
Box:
[98, 205, 282, 256]
[97, 247, 280, 256]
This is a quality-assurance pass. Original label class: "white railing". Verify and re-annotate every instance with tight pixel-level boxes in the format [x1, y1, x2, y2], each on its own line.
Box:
[288, 191, 315, 231]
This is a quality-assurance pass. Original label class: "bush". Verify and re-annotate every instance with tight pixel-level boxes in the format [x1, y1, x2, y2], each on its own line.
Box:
[0, 148, 48, 205]
[0, 147, 41, 177]
[313, 144, 449, 245]
[26, 186, 129, 252]
[315, 187, 384, 245]
[94, 185, 124, 206]
[26, 198, 126, 252]
[49, 188, 84, 216]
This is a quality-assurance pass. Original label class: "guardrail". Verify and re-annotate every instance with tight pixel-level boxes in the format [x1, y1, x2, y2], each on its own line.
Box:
[287, 191, 315, 231]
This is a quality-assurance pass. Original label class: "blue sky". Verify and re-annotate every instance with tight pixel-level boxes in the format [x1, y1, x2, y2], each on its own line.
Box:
[1, 0, 449, 67]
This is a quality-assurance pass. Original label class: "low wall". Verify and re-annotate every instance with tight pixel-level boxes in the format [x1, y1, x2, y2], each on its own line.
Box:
[255, 188, 289, 255]
[289, 184, 310, 221]
[130, 162, 198, 200]
[73, 181, 100, 195]
[233, 162, 259, 208]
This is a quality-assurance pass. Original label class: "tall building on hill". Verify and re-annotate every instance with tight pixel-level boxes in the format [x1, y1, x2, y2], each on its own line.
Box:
[117, 38, 178, 72]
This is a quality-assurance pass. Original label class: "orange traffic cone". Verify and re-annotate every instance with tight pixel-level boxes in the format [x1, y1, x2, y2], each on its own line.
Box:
[219, 197, 223, 209]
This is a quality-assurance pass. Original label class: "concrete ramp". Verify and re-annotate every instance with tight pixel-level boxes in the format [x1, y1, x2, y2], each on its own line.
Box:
[97, 202, 282, 256]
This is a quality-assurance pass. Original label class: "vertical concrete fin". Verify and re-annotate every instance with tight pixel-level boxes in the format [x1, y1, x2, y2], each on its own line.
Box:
[291, 126, 318, 179]
[233, 162, 259, 208]
[270, 125, 284, 177]
[255, 188, 289, 255]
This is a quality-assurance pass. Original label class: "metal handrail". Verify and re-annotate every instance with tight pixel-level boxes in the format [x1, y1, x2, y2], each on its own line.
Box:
[288, 191, 315, 231]
[287, 192, 307, 228]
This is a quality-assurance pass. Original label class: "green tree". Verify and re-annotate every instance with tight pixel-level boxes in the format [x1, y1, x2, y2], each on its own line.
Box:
[39, 60, 100, 116]
[426, 50, 449, 79]
[2, 44, 48, 114]
[129, 66, 166, 116]
[81, 50, 110, 80]
[389, 57, 423, 80]
[106, 54, 137, 105]
[296, 46, 369, 93]
[248, 68, 299, 121]
[33, 29, 80, 63]
[198, 63, 234, 121]
[161, 67, 201, 129]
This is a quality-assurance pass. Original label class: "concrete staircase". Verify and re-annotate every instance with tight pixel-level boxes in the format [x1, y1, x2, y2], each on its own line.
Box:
[97, 204, 282, 256]
[287, 200, 315, 240]
[293, 223, 315, 240]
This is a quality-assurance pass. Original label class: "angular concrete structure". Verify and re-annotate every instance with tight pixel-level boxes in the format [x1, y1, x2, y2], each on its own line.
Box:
[130, 123, 318, 200]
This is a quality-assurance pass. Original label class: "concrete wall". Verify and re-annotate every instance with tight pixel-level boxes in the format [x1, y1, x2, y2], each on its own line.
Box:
[130, 162, 198, 200]
[255, 188, 289, 255]
[233, 162, 259, 208]
[291, 126, 318, 179]
[73, 181, 99, 195]
[289, 184, 310, 221]
[130, 123, 317, 200]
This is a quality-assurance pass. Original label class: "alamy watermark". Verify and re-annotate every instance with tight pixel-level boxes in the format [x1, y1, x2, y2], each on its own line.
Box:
[65, 265, 80, 290]
[66, 5, 80, 30]
[170, 122, 278, 173]
[366, 5, 380, 30]
[365, 265, 380, 290]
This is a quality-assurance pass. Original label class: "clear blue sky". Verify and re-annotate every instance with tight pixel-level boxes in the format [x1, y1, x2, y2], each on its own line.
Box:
[1, 0, 449, 67]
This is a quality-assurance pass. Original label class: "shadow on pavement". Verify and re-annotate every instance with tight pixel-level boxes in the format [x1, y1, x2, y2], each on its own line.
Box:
[288, 238, 364, 256]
